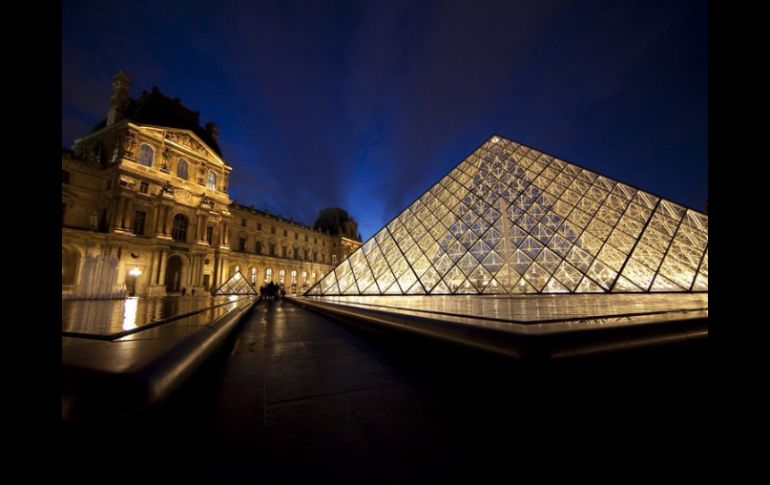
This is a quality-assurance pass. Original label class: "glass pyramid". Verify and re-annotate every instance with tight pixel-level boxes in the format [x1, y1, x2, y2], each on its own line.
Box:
[307, 135, 708, 296]
[213, 271, 257, 295]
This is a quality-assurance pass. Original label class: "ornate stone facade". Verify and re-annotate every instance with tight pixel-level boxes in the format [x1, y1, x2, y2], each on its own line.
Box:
[62, 71, 361, 298]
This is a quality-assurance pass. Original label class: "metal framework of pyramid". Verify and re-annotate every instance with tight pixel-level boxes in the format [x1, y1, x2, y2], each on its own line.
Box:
[213, 271, 258, 295]
[307, 135, 708, 296]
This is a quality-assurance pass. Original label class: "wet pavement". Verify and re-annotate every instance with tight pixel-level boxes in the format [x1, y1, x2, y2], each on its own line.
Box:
[61, 299, 709, 483]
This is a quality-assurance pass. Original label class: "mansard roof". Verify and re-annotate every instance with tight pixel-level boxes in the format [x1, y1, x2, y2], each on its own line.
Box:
[91, 86, 223, 157]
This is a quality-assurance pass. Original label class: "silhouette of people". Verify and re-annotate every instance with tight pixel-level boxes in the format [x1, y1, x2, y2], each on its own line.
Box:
[181, 287, 187, 296]
[191, 289, 195, 296]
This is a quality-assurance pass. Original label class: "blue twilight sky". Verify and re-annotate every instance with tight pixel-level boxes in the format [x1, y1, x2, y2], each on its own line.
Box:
[62, 0, 707, 240]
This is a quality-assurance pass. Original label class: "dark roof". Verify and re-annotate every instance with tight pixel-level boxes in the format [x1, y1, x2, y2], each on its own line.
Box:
[90, 86, 223, 157]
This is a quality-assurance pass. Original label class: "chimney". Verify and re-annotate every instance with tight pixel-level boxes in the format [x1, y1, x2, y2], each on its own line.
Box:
[107, 70, 132, 126]
[205, 122, 219, 141]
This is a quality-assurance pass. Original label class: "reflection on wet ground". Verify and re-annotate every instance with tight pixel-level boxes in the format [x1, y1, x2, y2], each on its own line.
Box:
[62, 296, 245, 336]
[307, 293, 708, 323]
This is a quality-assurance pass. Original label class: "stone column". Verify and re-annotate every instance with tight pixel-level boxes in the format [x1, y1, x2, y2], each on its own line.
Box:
[157, 250, 168, 285]
[188, 254, 195, 285]
[153, 205, 163, 235]
[124, 199, 134, 232]
[149, 206, 159, 236]
[147, 250, 157, 285]
[198, 215, 208, 242]
[220, 222, 229, 246]
[164, 207, 175, 236]
[114, 197, 125, 229]
[212, 253, 220, 288]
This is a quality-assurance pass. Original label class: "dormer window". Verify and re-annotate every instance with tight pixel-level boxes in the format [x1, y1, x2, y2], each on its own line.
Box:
[138, 144, 154, 167]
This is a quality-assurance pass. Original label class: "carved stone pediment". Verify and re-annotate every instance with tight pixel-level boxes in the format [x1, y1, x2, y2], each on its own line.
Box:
[165, 131, 206, 155]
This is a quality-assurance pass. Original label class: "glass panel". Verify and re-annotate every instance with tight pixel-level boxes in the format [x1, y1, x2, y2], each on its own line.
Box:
[308, 134, 707, 296]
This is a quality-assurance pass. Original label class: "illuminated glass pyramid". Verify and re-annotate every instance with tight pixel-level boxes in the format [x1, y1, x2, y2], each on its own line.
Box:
[213, 271, 257, 295]
[307, 135, 708, 296]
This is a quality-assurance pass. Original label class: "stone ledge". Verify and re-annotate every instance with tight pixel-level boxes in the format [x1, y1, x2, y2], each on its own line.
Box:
[62, 297, 258, 422]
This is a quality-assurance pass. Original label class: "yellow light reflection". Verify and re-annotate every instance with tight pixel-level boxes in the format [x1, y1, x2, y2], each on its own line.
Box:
[122, 297, 139, 330]
[128, 267, 142, 277]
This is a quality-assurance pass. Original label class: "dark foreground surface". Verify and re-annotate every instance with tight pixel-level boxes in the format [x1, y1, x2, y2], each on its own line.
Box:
[61, 299, 708, 483]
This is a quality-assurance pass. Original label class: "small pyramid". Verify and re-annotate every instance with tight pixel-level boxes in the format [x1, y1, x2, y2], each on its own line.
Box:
[213, 271, 257, 295]
[308, 135, 708, 295]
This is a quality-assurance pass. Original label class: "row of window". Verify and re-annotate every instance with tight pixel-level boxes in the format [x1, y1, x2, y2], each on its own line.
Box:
[130, 212, 332, 260]
[237, 218, 326, 246]
[236, 236, 325, 262]
[234, 266, 317, 287]
[136, 144, 218, 190]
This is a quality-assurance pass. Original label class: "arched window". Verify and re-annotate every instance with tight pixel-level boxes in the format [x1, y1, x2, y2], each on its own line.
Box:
[251, 267, 257, 285]
[171, 214, 189, 242]
[312, 272, 317, 283]
[177, 159, 188, 180]
[291, 270, 297, 285]
[265, 268, 273, 282]
[207, 170, 217, 190]
[138, 144, 154, 167]
[301, 271, 307, 287]
[279, 269, 285, 284]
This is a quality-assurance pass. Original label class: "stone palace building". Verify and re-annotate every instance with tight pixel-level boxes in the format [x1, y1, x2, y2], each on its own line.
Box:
[62, 71, 361, 298]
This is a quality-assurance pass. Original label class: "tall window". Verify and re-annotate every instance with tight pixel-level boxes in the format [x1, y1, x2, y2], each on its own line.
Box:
[279, 269, 285, 284]
[171, 214, 188, 242]
[139, 181, 149, 194]
[138, 144, 154, 167]
[251, 267, 257, 285]
[271, 226, 275, 234]
[206, 226, 214, 245]
[290, 270, 297, 286]
[313, 251, 317, 262]
[301, 271, 307, 286]
[269, 243, 275, 256]
[312, 272, 317, 283]
[283, 229, 288, 237]
[258, 223, 262, 231]
[239, 237, 246, 252]
[207, 170, 217, 190]
[255, 241, 262, 253]
[265, 268, 273, 282]
[282, 246, 287, 258]
[293, 248, 299, 259]
[133, 211, 146, 235]
[241, 218, 246, 227]
[177, 159, 188, 179]
[332, 254, 338, 264]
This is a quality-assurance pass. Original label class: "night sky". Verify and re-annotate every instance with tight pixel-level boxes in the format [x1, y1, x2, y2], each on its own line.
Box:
[62, 0, 707, 240]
